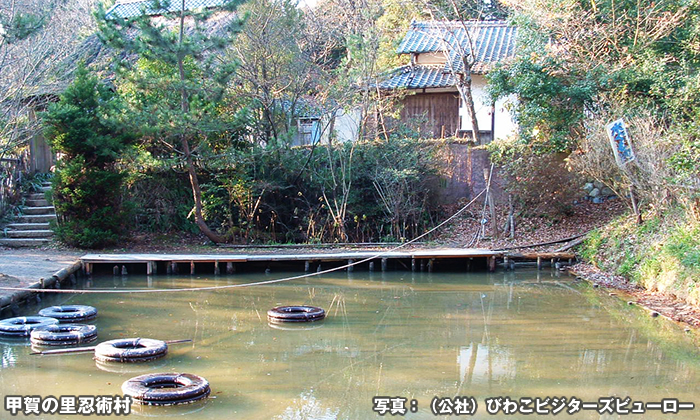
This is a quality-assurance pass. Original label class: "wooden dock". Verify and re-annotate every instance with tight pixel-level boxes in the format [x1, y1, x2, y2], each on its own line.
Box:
[81, 248, 576, 275]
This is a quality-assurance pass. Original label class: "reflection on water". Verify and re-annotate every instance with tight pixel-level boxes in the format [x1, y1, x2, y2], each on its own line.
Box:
[458, 343, 515, 386]
[0, 269, 699, 419]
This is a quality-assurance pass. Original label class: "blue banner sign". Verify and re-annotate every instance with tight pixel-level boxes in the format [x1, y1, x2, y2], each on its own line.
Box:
[606, 119, 635, 166]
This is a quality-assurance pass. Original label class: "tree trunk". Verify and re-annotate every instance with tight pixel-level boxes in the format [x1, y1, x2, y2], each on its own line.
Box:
[459, 71, 480, 144]
[177, 0, 224, 243]
[182, 136, 225, 243]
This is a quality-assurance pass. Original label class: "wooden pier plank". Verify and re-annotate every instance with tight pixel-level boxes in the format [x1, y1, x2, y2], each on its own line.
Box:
[81, 249, 571, 272]
[81, 254, 248, 264]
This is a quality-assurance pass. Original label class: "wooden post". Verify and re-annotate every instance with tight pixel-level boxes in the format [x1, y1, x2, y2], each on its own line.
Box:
[146, 262, 153, 276]
[121, 265, 128, 276]
[369, 261, 375, 272]
[190, 262, 196, 275]
[166, 262, 172, 274]
[411, 258, 416, 272]
[483, 168, 499, 239]
[214, 261, 220, 275]
[428, 259, 434, 273]
[504, 256, 509, 271]
[630, 185, 642, 224]
[113, 265, 119, 276]
[507, 194, 515, 239]
[488, 256, 496, 272]
[226, 262, 235, 274]
[84, 263, 92, 276]
[348, 259, 354, 272]
[537, 256, 542, 270]
[305, 261, 310, 272]
[381, 258, 387, 272]
[420, 260, 425, 272]
[171, 262, 179, 274]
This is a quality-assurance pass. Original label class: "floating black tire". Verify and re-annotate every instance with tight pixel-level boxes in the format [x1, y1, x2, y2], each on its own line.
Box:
[38, 305, 97, 322]
[122, 373, 210, 406]
[267, 306, 326, 323]
[0, 316, 59, 337]
[94, 338, 168, 363]
[30, 324, 97, 346]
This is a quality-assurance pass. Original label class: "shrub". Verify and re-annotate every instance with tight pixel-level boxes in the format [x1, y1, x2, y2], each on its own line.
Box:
[43, 67, 133, 248]
[197, 138, 444, 243]
[488, 139, 584, 217]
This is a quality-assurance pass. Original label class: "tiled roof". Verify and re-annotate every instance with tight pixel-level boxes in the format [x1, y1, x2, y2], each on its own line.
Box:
[105, 0, 231, 20]
[397, 20, 517, 73]
[378, 65, 456, 90]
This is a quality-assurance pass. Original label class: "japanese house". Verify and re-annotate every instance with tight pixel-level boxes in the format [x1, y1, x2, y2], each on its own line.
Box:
[380, 20, 518, 143]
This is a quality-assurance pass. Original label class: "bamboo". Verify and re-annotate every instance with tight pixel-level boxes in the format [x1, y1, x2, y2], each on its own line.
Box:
[31, 339, 193, 356]
[495, 233, 586, 251]
[509, 252, 576, 260]
[554, 237, 585, 253]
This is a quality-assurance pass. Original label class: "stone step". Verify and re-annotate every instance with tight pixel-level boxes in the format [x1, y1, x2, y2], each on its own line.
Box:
[6, 222, 50, 230]
[4, 230, 53, 239]
[25, 199, 50, 207]
[27, 193, 48, 200]
[18, 214, 57, 223]
[0, 238, 51, 248]
[22, 206, 55, 215]
[39, 186, 52, 192]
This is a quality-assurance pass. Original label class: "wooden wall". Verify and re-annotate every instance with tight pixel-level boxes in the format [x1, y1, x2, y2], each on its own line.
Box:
[28, 108, 55, 174]
[400, 92, 459, 138]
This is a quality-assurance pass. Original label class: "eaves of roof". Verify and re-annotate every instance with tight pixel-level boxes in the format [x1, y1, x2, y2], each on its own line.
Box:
[378, 65, 456, 90]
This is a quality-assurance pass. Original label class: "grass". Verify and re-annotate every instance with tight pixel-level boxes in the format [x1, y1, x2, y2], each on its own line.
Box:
[580, 209, 700, 306]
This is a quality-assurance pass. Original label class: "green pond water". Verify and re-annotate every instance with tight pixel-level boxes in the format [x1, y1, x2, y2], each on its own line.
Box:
[1, 269, 699, 419]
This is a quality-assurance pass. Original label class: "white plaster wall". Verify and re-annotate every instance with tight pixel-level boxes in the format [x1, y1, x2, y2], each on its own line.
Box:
[459, 74, 517, 140]
[332, 108, 362, 143]
[415, 52, 447, 65]
[319, 108, 362, 144]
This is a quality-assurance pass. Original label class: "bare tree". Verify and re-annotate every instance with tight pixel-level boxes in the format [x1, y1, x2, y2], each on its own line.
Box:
[0, 0, 98, 159]
[506, 0, 687, 73]
[230, 0, 336, 145]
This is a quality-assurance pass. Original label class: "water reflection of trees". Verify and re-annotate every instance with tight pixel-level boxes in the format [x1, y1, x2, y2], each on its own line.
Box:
[71, 272, 700, 417]
[275, 390, 339, 420]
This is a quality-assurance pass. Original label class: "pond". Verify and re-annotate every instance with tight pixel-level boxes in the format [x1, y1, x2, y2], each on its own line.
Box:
[1, 269, 698, 419]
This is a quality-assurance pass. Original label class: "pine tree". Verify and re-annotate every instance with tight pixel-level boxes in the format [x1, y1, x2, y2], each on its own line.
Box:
[96, 0, 244, 243]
